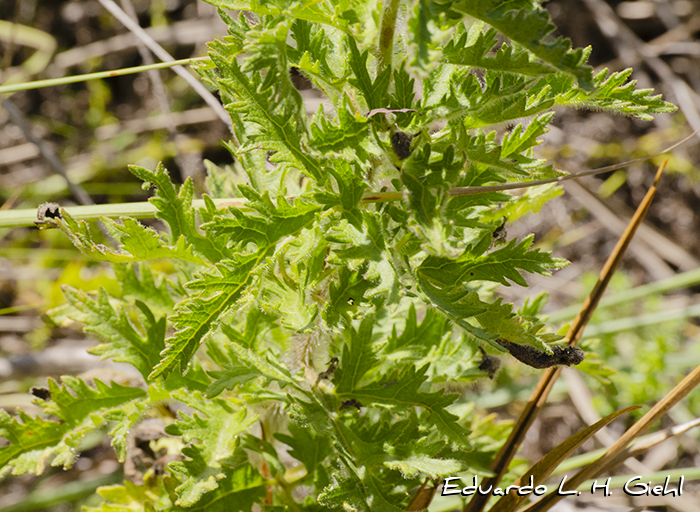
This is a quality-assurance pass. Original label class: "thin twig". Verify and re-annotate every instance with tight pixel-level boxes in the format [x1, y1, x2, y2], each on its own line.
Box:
[119, 0, 190, 182]
[1, 99, 93, 206]
[448, 130, 697, 197]
[52, 19, 221, 70]
[463, 160, 667, 512]
[522, 359, 700, 512]
[564, 180, 675, 280]
[96, 0, 232, 133]
[568, 160, 666, 344]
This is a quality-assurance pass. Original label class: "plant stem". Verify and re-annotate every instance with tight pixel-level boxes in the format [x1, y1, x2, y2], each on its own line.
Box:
[548, 267, 700, 323]
[377, 0, 401, 76]
[0, 58, 207, 94]
[0, 194, 402, 228]
[1, 131, 693, 229]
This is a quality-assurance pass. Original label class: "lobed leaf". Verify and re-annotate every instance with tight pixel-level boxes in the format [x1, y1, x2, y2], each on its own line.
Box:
[58, 287, 165, 380]
[149, 251, 263, 380]
[165, 391, 258, 506]
[0, 378, 146, 477]
[204, 0, 353, 34]
[129, 163, 226, 263]
[452, 0, 593, 88]
[444, 27, 555, 77]
[418, 234, 569, 288]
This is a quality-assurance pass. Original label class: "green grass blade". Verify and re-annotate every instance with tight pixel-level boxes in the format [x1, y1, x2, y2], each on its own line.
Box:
[0, 57, 207, 94]
[549, 268, 700, 324]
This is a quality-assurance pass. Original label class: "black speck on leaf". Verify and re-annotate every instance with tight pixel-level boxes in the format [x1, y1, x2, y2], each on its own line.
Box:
[340, 399, 363, 411]
[391, 131, 412, 160]
[30, 387, 51, 401]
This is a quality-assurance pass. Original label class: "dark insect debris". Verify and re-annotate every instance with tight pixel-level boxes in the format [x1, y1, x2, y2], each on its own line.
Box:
[478, 347, 501, 379]
[289, 66, 313, 90]
[391, 131, 413, 160]
[492, 217, 508, 245]
[30, 387, 51, 401]
[125, 418, 180, 484]
[316, 356, 339, 384]
[340, 399, 363, 411]
[35, 202, 63, 229]
[495, 338, 585, 369]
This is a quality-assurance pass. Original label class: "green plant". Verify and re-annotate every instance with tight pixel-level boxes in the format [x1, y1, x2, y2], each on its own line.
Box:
[0, 1, 682, 511]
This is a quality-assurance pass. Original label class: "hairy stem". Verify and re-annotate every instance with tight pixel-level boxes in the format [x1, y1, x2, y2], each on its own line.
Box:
[1, 132, 693, 229]
[377, 0, 401, 76]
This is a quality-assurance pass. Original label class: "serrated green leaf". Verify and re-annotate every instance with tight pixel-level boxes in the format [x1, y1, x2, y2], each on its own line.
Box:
[52, 211, 135, 264]
[85, 480, 165, 511]
[444, 27, 555, 77]
[337, 364, 471, 447]
[325, 263, 379, 327]
[416, 273, 557, 354]
[452, 0, 593, 88]
[56, 287, 165, 380]
[113, 262, 180, 315]
[202, 190, 321, 249]
[402, 167, 440, 227]
[325, 211, 386, 262]
[171, 463, 266, 512]
[333, 318, 378, 393]
[206, 366, 261, 399]
[149, 251, 264, 380]
[0, 378, 146, 477]
[287, 224, 329, 285]
[482, 182, 562, 223]
[165, 391, 259, 506]
[418, 234, 569, 288]
[103, 399, 150, 463]
[204, 0, 352, 34]
[209, 45, 325, 180]
[501, 112, 554, 157]
[318, 461, 405, 512]
[555, 67, 676, 120]
[44, 377, 146, 426]
[129, 163, 225, 263]
[87, 464, 265, 512]
[310, 102, 369, 152]
[260, 272, 318, 331]
[314, 160, 368, 228]
[219, 323, 298, 388]
[391, 63, 417, 110]
[102, 216, 207, 265]
[385, 304, 448, 354]
[417, 280, 489, 332]
[275, 422, 331, 488]
[207, 320, 298, 397]
[347, 37, 391, 110]
[0, 410, 65, 477]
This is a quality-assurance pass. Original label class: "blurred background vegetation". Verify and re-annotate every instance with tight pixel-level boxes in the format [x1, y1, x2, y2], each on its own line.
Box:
[2, 1, 700, 511]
